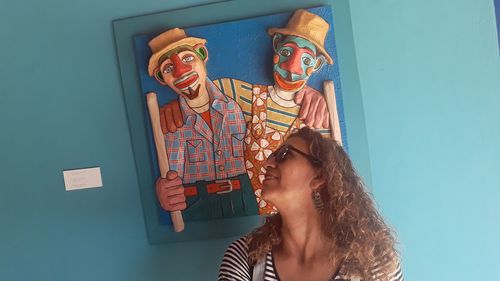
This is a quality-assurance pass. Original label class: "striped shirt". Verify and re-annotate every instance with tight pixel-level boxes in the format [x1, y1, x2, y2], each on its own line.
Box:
[213, 78, 331, 137]
[218, 237, 404, 281]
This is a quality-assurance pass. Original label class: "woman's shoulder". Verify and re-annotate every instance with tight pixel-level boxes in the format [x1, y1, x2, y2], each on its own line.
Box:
[368, 258, 403, 281]
[218, 236, 252, 281]
[356, 256, 404, 281]
[223, 236, 250, 259]
[334, 252, 403, 281]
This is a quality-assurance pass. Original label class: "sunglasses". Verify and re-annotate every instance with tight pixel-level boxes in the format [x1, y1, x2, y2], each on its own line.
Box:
[269, 144, 321, 166]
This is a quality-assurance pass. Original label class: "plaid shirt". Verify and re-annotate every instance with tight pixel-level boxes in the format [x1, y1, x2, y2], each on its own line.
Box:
[164, 79, 247, 184]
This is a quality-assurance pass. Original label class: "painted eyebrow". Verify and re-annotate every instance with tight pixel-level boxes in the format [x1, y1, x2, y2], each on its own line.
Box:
[159, 55, 183, 71]
[282, 42, 315, 56]
[158, 46, 196, 65]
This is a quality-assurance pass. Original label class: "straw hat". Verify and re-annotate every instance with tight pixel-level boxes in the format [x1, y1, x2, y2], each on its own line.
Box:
[147, 28, 206, 76]
[268, 9, 333, 64]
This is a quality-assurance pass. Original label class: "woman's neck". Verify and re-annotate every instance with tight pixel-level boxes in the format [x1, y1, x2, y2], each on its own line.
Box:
[278, 210, 329, 262]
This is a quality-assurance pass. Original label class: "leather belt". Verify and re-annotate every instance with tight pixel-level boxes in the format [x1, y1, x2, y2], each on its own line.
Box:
[184, 179, 241, 197]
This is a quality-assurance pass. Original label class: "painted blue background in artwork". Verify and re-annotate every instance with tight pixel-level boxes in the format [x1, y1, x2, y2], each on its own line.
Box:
[133, 6, 348, 225]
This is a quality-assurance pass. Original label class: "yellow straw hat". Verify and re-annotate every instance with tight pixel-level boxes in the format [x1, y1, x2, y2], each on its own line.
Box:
[147, 28, 206, 76]
[268, 9, 333, 64]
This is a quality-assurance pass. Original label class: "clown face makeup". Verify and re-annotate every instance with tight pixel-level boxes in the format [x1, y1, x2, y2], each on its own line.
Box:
[272, 35, 326, 92]
[157, 48, 208, 101]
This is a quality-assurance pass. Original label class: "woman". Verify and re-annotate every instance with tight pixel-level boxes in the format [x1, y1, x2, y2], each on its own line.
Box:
[218, 127, 403, 281]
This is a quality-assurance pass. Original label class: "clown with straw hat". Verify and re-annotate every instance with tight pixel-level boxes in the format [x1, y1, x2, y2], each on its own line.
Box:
[268, 9, 333, 64]
[146, 27, 259, 229]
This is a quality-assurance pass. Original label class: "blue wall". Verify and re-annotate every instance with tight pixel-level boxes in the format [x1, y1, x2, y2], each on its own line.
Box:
[1, 0, 499, 281]
[349, 0, 500, 280]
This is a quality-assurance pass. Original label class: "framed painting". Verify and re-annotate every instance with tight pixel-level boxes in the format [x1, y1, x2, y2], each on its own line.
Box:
[114, 3, 347, 243]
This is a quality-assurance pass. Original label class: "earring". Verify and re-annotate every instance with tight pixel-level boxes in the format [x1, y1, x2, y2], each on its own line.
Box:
[312, 189, 324, 210]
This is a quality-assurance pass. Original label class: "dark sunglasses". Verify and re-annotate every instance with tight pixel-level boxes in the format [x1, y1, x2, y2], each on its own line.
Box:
[269, 144, 321, 166]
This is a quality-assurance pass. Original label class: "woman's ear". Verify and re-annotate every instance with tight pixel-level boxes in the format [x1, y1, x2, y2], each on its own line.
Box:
[310, 174, 326, 191]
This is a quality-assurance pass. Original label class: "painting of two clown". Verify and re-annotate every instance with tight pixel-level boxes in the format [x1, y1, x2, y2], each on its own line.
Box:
[134, 7, 346, 234]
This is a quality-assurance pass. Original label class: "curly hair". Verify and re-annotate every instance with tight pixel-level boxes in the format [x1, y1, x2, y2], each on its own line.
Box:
[247, 127, 399, 281]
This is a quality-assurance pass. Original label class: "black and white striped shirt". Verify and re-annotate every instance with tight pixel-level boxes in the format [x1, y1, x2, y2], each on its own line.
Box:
[218, 237, 403, 281]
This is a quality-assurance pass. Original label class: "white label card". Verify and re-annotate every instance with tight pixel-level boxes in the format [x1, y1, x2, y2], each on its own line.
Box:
[63, 167, 103, 191]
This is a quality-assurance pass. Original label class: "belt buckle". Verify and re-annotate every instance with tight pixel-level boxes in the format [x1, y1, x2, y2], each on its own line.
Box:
[215, 179, 233, 194]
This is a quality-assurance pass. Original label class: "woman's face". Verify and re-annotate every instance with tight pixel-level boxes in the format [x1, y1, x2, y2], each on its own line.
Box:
[262, 136, 322, 210]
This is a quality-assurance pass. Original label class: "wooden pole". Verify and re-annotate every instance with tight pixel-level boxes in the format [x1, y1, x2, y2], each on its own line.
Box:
[146, 92, 185, 233]
[323, 81, 343, 146]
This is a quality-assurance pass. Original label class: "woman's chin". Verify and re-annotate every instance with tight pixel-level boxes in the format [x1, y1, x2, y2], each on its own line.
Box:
[261, 189, 270, 202]
[261, 188, 277, 205]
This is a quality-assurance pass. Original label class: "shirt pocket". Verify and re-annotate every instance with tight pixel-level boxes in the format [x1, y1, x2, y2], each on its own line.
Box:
[231, 133, 245, 158]
[186, 139, 206, 163]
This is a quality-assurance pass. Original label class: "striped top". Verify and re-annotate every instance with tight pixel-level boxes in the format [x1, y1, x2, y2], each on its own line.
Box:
[213, 78, 331, 136]
[218, 237, 404, 281]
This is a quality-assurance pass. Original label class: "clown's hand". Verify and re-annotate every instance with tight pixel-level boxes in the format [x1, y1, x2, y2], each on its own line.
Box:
[155, 171, 187, 212]
[159, 99, 184, 134]
[295, 86, 330, 129]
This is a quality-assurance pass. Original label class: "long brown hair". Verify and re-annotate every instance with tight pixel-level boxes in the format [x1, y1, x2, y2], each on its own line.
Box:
[247, 127, 399, 281]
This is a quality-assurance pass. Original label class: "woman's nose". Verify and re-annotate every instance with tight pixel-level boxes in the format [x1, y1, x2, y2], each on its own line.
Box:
[264, 154, 277, 169]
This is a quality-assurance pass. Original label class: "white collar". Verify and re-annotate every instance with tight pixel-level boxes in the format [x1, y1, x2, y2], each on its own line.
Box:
[268, 85, 299, 108]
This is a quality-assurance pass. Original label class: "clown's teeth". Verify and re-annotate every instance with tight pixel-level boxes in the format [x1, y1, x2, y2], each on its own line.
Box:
[178, 76, 199, 91]
[174, 72, 195, 85]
